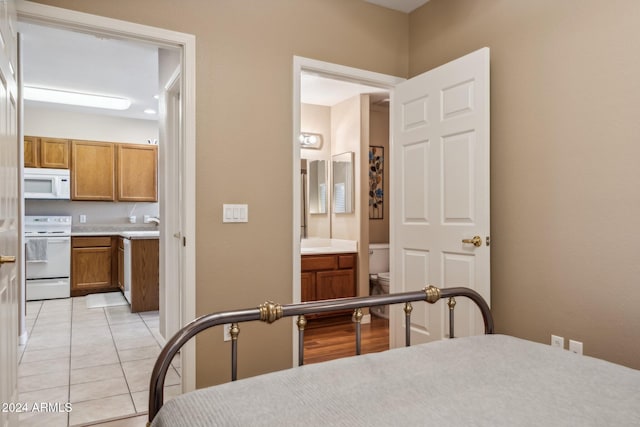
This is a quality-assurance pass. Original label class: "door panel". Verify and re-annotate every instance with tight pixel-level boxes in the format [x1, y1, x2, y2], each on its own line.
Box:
[0, 1, 18, 425]
[391, 47, 490, 347]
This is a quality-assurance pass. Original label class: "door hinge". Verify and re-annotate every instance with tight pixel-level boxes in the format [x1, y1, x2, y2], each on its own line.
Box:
[486, 236, 490, 246]
[183, 236, 186, 247]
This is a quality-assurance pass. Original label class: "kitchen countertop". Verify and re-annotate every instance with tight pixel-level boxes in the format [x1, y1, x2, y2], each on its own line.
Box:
[71, 225, 159, 239]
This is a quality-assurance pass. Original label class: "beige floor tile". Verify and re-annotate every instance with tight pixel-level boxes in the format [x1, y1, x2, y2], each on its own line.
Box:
[71, 334, 114, 348]
[117, 345, 160, 363]
[18, 384, 69, 405]
[19, 357, 69, 377]
[70, 376, 130, 403]
[72, 317, 109, 328]
[20, 345, 71, 365]
[26, 337, 71, 352]
[121, 358, 180, 393]
[110, 326, 153, 342]
[19, 411, 68, 427]
[71, 349, 120, 369]
[114, 335, 159, 351]
[70, 363, 124, 385]
[71, 343, 118, 357]
[72, 327, 112, 339]
[68, 394, 136, 426]
[18, 370, 69, 393]
[71, 347, 119, 370]
[130, 384, 182, 413]
[81, 413, 147, 427]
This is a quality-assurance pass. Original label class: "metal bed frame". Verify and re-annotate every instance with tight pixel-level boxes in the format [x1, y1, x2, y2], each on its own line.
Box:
[148, 285, 494, 424]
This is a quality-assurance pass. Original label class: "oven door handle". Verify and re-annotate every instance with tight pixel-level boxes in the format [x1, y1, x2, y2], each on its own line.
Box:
[42, 237, 71, 243]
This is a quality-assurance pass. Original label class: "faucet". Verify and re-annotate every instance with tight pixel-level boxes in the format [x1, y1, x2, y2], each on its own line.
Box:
[146, 216, 160, 225]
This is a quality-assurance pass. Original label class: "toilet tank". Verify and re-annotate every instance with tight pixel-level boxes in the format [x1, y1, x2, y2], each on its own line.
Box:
[368, 243, 389, 274]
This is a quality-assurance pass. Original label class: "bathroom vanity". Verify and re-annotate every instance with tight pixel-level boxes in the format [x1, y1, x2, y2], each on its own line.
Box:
[301, 251, 357, 318]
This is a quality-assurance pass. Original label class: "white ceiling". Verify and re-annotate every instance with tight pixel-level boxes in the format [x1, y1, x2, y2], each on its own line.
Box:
[301, 72, 389, 107]
[364, 0, 429, 13]
[19, 21, 160, 121]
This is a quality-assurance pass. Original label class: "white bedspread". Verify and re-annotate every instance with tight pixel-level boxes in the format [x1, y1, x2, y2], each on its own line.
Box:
[152, 335, 640, 426]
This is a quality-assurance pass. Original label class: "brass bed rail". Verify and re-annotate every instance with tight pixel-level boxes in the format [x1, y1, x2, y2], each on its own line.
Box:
[148, 285, 493, 424]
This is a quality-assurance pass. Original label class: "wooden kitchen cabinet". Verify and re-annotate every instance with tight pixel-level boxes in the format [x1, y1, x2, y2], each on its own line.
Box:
[71, 236, 118, 296]
[117, 237, 124, 292]
[24, 136, 39, 168]
[24, 136, 70, 169]
[301, 253, 357, 317]
[71, 140, 116, 201]
[128, 238, 159, 312]
[117, 144, 158, 202]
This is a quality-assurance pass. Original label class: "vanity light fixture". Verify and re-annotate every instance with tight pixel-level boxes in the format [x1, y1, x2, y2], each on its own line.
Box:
[23, 86, 131, 110]
[299, 132, 323, 149]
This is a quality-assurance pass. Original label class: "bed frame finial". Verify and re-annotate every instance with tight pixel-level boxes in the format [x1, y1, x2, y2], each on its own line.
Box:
[258, 301, 283, 323]
[424, 285, 441, 304]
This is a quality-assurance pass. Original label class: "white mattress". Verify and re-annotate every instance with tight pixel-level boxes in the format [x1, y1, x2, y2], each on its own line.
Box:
[152, 335, 640, 426]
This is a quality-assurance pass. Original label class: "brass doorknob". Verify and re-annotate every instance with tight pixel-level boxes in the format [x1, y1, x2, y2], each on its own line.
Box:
[0, 255, 16, 264]
[461, 236, 482, 247]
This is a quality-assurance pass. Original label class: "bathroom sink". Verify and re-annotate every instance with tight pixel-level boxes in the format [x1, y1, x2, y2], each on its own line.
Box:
[300, 239, 357, 255]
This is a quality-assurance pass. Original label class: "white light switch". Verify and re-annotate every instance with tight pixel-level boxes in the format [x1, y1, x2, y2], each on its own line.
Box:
[223, 204, 248, 223]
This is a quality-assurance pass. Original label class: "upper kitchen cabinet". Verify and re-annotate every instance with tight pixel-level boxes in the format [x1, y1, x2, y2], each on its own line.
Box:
[117, 144, 158, 202]
[71, 140, 116, 201]
[24, 136, 70, 169]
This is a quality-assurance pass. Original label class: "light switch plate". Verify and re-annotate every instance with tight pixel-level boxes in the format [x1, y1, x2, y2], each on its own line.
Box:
[223, 204, 248, 223]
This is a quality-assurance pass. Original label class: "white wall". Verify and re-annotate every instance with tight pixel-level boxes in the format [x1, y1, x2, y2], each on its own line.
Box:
[24, 105, 159, 225]
[24, 105, 159, 143]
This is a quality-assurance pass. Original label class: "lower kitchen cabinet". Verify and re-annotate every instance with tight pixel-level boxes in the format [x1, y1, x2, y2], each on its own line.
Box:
[120, 238, 159, 313]
[301, 253, 357, 318]
[71, 236, 118, 296]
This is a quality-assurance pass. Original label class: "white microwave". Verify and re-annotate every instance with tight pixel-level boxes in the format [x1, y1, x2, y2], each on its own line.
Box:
[24, 168, 71, 200]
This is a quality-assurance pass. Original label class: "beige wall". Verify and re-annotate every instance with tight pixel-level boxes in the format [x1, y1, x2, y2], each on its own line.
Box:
[410, 0, 640, 369]
[368, 105, 389, 244]
[29, 0, 409, 386]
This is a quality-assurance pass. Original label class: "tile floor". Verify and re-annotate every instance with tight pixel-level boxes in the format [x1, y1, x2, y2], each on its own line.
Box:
[17, 296, 181, 427]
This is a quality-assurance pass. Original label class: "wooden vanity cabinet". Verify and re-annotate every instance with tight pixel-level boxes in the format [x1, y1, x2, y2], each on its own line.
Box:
[24, 136, 70, 169]
[71, 236, 118, 296]
[71, 140, 116, 201]
[301, 253, 357, 318]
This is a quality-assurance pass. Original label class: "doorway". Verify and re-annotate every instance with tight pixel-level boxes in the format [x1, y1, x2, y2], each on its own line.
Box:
[292, 57, 404, 364]
[15, 2, 196, 425]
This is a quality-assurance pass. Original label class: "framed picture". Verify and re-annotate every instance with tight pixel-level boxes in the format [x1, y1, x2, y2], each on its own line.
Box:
[369, 146, 384, 219]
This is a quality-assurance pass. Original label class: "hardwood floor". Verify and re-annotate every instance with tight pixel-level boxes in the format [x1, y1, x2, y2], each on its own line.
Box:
[303, 314, 389, 364]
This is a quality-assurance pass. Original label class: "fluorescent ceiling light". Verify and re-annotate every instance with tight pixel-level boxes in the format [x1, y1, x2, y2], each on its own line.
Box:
[24, 86, 131, 110]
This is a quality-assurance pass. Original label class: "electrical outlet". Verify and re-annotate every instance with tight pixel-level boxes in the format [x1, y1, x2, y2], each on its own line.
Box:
[79, 214, 86, 224]
[569, 340, 583, 355]
[551, 335, 564, 349]
[223, 323, 232, 342]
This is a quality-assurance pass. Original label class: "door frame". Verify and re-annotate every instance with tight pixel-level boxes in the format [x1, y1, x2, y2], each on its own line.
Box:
[292, 56, 404, 364]
[16, 0, 197, 392]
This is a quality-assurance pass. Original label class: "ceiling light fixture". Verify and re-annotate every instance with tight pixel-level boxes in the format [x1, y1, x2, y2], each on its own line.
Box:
[144, 108, 157, 115]
[23, 86, 131, 110]
[299, 132, 323, 149]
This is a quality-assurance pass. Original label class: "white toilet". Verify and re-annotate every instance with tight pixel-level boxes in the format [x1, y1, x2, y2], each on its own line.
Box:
[369, 243, 390, 319]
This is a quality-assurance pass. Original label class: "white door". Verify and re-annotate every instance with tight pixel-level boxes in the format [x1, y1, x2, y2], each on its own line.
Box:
[0, 1, 19, 426]
[391, 47, 490, 347]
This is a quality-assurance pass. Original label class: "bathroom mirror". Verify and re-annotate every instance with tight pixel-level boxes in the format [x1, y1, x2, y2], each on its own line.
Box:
[308, 160, 327, 214]
[332, 152, 354, 214]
